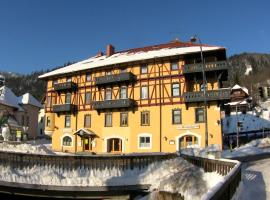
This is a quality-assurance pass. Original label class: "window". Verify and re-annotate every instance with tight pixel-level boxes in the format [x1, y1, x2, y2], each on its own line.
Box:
[46, 116, 51, 127]
[66, 77, 72, 82]
[139, 136, 151, 148]
[105, 88, 112, 100]
[172, 109, 182, 124]
[171, 61, 179, 70]
[141, 86, 148, 99]
[195, 108, 205, 123]
[141, 64, 148, 74]
[172, 83, 180, 97]
[63, 136, 72, 146]
[120, 112, 128, 126]
[53, 79, 58, 85]
[65, 93, 71, 104]
[106, 71, 112, 75]
[105, 113, 112, 127]
[65, 115, 71, 127]
[21, 116, 25, 126]
[86, 74, 91, 82]
[85, 92, 91, 104]
[141, 111, 150, 126]
[120, 86, 127, 99]
[120, 68, 127, 73]
[84, 114, 91, 128]
[46, 96, 52, 107]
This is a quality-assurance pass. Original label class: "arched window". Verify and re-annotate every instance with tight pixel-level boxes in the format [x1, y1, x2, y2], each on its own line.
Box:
[63, 136, 72, 146]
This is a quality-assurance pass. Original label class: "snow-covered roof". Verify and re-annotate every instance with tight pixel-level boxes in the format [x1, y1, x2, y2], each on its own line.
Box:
[225, 100, 248, 106]
[18, 93, 43, 108]
[0, 86, 21, 109]
[39, 41, 225, 79]
[232, 84, 249, 95]
[0, 86, 42, 110]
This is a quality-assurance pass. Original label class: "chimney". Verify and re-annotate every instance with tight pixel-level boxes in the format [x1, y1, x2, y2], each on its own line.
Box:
[96, 51, 104, 57]
[106, 44, 115, 57]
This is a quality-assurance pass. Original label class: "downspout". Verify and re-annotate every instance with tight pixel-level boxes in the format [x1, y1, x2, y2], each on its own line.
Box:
[75, 76, 78, 154]
[158, 59, 162, 152]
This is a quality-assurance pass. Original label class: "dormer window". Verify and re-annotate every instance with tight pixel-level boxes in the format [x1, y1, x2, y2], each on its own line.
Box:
[66, 77, 72, 82]
[141, 64, 148, 74]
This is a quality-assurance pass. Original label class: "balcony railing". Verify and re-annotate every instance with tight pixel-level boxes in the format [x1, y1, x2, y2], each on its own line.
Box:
[184, 89, 231, 103]
[95, 72, 136, 86]
[183, 61, 228, 74]
[52, 104, 77, 113]
[53, 82, 77, 92]
[92, 99, 137, 110]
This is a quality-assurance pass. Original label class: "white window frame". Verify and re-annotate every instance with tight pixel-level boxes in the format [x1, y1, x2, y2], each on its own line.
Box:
[138, 133, 152, 149]
[105, 88, 112, 100]
[141, 86, 148, 99]
[120, 86, 127, 99]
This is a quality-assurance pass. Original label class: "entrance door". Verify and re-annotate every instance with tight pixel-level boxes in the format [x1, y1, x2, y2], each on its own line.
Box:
[108, 138, 122, 153]
[179, 135, 199, 149]
[83, 138, 92, 151]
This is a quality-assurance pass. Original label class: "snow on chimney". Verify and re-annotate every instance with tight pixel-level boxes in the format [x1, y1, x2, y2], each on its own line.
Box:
[106, 44, 115, 57]
[96, 51, 104, 57]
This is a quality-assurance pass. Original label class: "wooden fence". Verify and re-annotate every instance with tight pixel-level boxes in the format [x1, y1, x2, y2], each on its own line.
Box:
[181, 154, 242, 200]
[0, 151, 177, 171]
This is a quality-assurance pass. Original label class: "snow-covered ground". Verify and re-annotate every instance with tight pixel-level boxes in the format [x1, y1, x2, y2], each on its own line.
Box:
[181, 138, 270, 159]
[0, 139, 59, 155]
[0, 157, 223, 200]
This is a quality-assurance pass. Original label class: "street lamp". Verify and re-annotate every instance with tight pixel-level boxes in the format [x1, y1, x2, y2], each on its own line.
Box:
[190, 35, 208, 147]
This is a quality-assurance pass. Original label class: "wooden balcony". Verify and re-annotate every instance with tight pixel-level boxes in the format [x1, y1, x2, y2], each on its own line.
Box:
[52, 104, 77, 113]
[95, 72, 136, 86]
[92, 99, 137, 110]
[53, 82, 77, 92]
[184, 89, 231, 103]
[183, 61, 228, 74]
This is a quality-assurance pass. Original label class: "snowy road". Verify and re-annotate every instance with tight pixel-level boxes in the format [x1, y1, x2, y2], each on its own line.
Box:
[240, 158, 270, 200]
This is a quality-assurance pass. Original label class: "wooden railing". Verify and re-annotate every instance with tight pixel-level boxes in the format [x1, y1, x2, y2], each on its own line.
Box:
[181, 154, 242, 200]
[0, 151, 177, 171]
[183, 61, 228, 74]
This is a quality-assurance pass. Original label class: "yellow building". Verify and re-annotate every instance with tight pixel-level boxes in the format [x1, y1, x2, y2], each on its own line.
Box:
[39, 40, 230, 154]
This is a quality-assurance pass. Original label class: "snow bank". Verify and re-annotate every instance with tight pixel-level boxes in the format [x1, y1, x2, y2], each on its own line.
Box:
[0, 157, 223, 200]
[0, 139, 56, 155]
[222, 137, 270, 158]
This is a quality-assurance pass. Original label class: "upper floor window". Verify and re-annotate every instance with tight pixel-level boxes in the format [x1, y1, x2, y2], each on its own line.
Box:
[53, 79, 58, 85]
[65, 93, 71, 104]
[105, 88, 112, 100]
[46, 116, 51, 127]
[86, 74, 91, 82]
[195, 108, 205, 123]
[46, 96, 52, 107]
[120, 112, 128, 127]
[120, 86, 127, 99]
[172, 83, 180, 97]
[120, 68, 127, 73]
[172, 109, 182, 124]
[141, 111, 150, 126]
[171, 61, 179, 70]
[84, 114, 91, 128]
[106, 71, 112, 75]
[66, 77, 72, 82]
[141, 64, 148, 74]
[65, 115, 71, 127]
[105, 113, 112, 127]
[85, 92, 91, 104]
[141, 86, 148, 99]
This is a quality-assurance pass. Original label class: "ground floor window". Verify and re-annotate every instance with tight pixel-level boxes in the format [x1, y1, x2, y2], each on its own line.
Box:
[139, 135, 151, 149]
[107, 138, 122, 153]
[63, 136, 72, 146]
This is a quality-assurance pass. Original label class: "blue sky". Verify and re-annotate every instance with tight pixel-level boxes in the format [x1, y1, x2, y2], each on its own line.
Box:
[0, 0, 269, 74]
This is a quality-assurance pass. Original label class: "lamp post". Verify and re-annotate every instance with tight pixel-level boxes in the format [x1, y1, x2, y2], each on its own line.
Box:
[190, 36, 208, 147]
